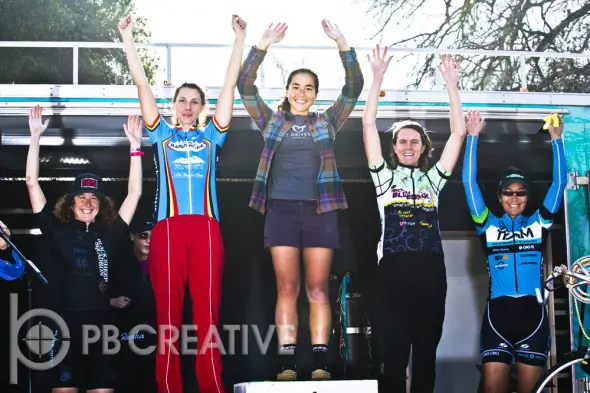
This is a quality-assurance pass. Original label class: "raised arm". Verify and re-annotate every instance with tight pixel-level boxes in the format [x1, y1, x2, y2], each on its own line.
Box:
[0, 221, 10, 251]
[362, 45, 392, 166]
[542, 114, 567, 213]
[321, 19, 364, 132]
[214, 15, 247, 128]
[118, 16, 159, 127]
[237, 23, 287, 133]
[117, 115, 143, 225]
[462, 111, 488, 224]
[26, 105, 48, 213]
[437, 55, 467, 173]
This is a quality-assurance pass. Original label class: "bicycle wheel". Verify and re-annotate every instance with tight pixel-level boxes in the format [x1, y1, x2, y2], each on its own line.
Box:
[534, 356, 586, 393]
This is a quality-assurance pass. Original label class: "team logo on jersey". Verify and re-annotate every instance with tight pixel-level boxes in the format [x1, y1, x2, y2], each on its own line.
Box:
[390, 188, 433, 204]
[496, 227, 534, 241]
[167, 139, 206, 152]
[173, 156, 205, 165]
[494, 262, 509, 270]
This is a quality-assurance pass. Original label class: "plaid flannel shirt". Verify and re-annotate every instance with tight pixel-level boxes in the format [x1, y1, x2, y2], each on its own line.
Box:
[237, 46, 364, 214]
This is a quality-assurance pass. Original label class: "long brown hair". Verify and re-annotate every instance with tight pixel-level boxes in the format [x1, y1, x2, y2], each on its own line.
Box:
[389, 121, 433, 172]
[53, 194, 118, 228]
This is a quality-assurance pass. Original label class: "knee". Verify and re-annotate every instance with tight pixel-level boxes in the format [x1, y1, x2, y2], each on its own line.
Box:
[277, 281, 299, 299]
[306, 281, 329, 303]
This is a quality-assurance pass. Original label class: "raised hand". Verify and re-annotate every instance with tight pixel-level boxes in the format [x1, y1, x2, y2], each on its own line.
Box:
[437, 54, 461, 87]
[547, 113, 564, 140]
[465, 110, 485, 136]
[0, 221, 10, 251]
[232, 14, 247, 39]
[321, 19, 344, 42]
[28, 105, 49, 137]
[118, 15, 134, 39]
[367, 44, 393, 79]
[258, 22, 288, 50]
[124, 115, 143, 148]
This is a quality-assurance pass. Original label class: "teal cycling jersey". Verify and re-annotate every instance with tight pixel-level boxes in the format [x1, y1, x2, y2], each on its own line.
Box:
[462, 135, 567, 299]
[146, 114, 228, 222]
[370, 158, 451, 262]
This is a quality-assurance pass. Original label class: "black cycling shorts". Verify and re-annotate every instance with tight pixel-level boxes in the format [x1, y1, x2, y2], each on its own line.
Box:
[480, 295, 549, 367]
[48, 311, 117, 389]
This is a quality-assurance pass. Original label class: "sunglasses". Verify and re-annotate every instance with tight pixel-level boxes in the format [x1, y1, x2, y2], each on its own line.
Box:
[501, 190, 527, 197]
[137, 232, 151, 240]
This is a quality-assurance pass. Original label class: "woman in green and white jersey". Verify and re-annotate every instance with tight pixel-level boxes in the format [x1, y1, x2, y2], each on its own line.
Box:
[361, 45, 467, 393]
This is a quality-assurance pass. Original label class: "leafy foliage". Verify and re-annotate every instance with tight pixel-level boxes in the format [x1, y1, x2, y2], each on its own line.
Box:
[0, 0, 158, 84]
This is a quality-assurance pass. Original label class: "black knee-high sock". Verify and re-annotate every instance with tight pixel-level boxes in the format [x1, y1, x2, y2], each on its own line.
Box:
[312, 344, 329, 369]
[279, 344, 297, 370]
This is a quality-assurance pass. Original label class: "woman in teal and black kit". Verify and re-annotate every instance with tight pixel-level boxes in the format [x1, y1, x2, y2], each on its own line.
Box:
[237, 20, 363, 381]
[462, 111, 566, 393]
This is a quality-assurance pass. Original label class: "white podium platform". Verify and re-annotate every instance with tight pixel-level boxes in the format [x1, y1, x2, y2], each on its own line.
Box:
[234, 379, 378, 393]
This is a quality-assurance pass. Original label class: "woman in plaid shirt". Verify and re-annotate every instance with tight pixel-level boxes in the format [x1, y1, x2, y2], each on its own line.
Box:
[237, 20, 364, 381]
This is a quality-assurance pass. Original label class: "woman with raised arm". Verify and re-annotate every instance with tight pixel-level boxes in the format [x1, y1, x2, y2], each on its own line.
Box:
[462, 111, 566, 393]
[361, 45, 466, 393]
[118, 14, 246, 393]
[237, 20, 363, 381]
[25, 105, 143, 393]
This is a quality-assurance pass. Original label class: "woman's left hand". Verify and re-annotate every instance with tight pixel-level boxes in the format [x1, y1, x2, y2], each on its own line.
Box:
[124, 114, 143, 149]
[437, 55, 461, 88]
[321, 19, 344, 42]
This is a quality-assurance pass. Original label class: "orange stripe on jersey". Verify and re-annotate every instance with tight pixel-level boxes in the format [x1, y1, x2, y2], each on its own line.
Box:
[145, 114, 161, 131]
[161, 136, 179, 217]
[202, 140, 214, 218]
[212, 116, 229, 132]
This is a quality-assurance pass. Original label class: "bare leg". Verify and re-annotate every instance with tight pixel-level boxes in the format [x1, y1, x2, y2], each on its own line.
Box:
[303, 247, 333, 345]
[271, 246, 301, 346]
[516, 363, 544, 393]
[482, 362, 511, 393]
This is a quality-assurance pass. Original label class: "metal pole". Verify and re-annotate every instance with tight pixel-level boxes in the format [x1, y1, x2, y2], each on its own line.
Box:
[519, 55, 527, 91]
[72, 46, 79, 85]
[166, 45, 172, 84]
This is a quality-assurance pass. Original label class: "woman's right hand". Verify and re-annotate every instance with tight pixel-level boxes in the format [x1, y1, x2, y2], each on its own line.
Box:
[118, 15, 134, 40]
[110, 296, 132, 309]
[465, 110, 485, 136]
[367, 44, 393, 79]
[0, 221, 11, 251]
[258, 22, 288, 50]
[28, 105, 49, 138]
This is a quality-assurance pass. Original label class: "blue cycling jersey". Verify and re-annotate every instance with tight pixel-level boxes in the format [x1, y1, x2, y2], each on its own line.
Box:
[462, 135, 567, 299]
[146, 114, 228, 222]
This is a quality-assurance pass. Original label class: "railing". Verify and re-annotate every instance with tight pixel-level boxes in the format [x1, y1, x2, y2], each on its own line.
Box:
[1, 41, 589, 90]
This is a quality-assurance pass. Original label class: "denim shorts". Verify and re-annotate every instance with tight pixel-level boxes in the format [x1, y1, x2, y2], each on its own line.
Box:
[264, 199, 340, 250]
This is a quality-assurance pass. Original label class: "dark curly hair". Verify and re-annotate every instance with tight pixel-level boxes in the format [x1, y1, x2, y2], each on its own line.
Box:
[52, 194, 118, 229]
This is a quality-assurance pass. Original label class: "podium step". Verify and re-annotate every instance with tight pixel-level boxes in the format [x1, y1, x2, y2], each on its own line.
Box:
[234, 379, 378, 393]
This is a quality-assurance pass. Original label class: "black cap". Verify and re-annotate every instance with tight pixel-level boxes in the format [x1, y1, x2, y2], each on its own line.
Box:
[498, 167, 530, 191]
[70, 173, 104, 197]
[130, 218, 155, 234]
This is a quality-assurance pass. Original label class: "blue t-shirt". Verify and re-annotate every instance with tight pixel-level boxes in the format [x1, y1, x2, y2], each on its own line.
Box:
[146, 114, 228, 221]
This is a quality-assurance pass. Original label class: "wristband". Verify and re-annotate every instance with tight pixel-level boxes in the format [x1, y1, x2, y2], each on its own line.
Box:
[130, 151, 144, 157]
